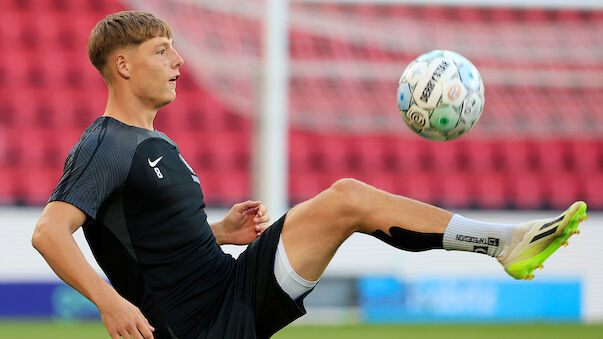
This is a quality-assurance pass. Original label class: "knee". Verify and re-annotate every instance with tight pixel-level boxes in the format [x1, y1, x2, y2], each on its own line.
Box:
[330, 178, 366, 197]
[326, 178, 369, 223]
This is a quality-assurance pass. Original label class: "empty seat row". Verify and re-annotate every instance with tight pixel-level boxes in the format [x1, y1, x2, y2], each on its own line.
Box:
[289, 132, 603, 175]
[1, 165, 599, 210]
[1, 127, 600, 176]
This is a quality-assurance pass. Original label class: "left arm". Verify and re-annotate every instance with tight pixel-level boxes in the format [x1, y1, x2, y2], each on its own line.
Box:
[210, 200, 270, 245]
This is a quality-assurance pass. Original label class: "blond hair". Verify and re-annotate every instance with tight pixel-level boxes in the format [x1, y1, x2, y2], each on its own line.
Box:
[88, 11, 172, 79]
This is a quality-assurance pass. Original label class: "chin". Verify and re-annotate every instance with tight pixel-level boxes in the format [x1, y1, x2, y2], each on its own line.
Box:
[157, 94, 176, 108]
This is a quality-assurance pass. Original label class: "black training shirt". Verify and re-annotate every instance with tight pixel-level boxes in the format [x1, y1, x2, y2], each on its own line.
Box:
[49, 117, 236, 338]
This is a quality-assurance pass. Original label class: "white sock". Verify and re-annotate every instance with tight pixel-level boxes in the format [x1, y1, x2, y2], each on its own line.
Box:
[443, 214, 514, 257]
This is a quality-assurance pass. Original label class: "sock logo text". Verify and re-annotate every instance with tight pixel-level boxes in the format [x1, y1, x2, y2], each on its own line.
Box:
[456, 235, 500, 247]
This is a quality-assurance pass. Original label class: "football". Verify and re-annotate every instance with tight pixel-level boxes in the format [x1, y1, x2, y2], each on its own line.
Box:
[397, 50, 485, 141]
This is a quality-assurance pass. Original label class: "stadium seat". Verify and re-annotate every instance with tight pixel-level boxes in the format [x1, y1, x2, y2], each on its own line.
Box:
[216, 171, 249, 204]
[584, 173, 603, 210]
[509, 173, 546, 209]
[533, 140, 568, 174]
[548, 174, 581, 210]
[18, 167, 62, 205]
[424, 139, 465, 174]
[346, 135, 388, 174]
[568, 139, 601, 174]
[53, 128, 82, 159]
[400, 173, 435, 205]
[289, 172, 330, 204]
[170, 131, 204, 169]
[194, 172, 219, 205]
[289, 132, 315, 174]
[474, 173, 507, 209]
[436, 173, 473, 209]
[317, 134, 350, 172]
[363, 172, 401, 195]
[464, 139, 500, 173]
[208, 132, 250, 172]
[14, 129, 52, 168]
[0, 166, 17, 204]
[0, 127, 9, 166]
[2, 2, 602, 211]
[498, 139, 535, 174]
[388, 138, 427, 174]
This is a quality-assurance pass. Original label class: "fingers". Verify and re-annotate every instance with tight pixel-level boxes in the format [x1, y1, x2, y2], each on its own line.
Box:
[138, 321, 155, 339]
[258, 204, 268, 217]
[106, 316, 154, 339]
[255, 224, 270, 238]
[253, 213, 270, 225]
[253, 205, 269, 223]
[234, 200, 261, 212]
[131, 325, 144, 339]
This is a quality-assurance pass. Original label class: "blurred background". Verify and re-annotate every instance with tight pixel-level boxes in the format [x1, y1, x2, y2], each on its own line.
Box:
[0, 0, 602, 337]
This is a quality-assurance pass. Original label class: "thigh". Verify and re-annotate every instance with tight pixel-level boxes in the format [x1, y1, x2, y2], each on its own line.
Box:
[281, 187, 356, 282]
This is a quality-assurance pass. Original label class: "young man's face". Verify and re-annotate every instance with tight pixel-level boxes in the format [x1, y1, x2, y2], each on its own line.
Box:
[126, 36, 184, 108]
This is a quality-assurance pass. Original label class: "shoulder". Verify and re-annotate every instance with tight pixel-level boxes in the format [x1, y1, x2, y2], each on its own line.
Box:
[68, 117, 140, 169]
[153, 130, 178, 148]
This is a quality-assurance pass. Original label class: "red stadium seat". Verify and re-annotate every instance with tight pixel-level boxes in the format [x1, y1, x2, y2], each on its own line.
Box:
[568, 139, 601, 174]
[363, 172, 401, 195]
[53, 128, 82, 160]
[195, 172, 221, 205]
[216, 171, 249, 204]
[208, 132, 250, 172]
[317, 134, 350, 172]
[289, 131, 315, 174]
[584, 173, 603, 210]
[388, 137, 426, 174]
[400, 173, 435, 204]
[349, 136, 394, 174]
[18, 167, 62, 205]
[170, 131, 204, 171]
[289, 172, 330, 204]
[548, 174, 581, 210]
[1, 2, 603, 210]
[498, 139, 534, 174]
[534, 140, 568, 174]
[0, 166, 17, 203]
[509, 173, 545, 209]
[474, 173, 508, 209]
[15, 129, 52, 168]
[424, 139, 465, 173]
[0, 127, 10, 166]
[436, 172, 473, 209]
[464, 139, 500, 173]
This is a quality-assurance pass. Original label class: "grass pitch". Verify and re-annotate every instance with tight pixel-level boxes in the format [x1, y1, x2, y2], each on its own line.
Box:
[0, 321, 601, 339]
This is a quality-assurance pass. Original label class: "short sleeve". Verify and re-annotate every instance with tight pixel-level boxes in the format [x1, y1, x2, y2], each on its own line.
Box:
[49, 120, 135, 219]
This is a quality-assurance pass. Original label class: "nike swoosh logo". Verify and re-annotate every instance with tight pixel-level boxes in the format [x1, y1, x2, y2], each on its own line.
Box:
[148, 156, 163, 167]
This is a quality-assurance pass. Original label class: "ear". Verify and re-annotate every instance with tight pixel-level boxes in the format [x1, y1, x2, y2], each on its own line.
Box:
[115, 53, 130, 79]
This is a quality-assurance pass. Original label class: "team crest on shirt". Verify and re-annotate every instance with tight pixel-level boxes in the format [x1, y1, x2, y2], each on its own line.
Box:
[179, 154, 200, 184]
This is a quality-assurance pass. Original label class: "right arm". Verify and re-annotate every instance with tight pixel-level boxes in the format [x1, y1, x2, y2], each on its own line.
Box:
[32, 201, 155, 339]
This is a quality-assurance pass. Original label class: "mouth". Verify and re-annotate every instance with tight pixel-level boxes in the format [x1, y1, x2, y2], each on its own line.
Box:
[169, 74, 180, 82]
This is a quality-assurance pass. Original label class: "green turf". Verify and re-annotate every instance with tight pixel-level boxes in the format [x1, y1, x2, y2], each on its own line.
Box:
[274, 324, 603, 339]
[0, 321, 602, 339]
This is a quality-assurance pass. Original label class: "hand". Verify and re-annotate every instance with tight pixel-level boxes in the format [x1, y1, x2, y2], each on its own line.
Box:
[219, 200, 270, 245]
[98, 294, 155, 339]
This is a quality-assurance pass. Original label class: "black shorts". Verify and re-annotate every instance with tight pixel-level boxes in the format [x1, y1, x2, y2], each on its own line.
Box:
[200, 214, 311, 339]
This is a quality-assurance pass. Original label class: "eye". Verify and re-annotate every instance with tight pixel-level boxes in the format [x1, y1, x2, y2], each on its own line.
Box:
[157, 49, 165, 55]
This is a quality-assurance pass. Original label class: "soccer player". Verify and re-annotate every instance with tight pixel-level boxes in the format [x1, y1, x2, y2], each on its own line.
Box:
[31, 11, 587, 339]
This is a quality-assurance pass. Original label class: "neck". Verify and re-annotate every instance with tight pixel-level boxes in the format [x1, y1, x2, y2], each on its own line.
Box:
[103, 85, 157, 131]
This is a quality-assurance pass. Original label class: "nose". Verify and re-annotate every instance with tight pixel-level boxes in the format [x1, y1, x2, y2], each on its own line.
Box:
[173, 48, 184, 68]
